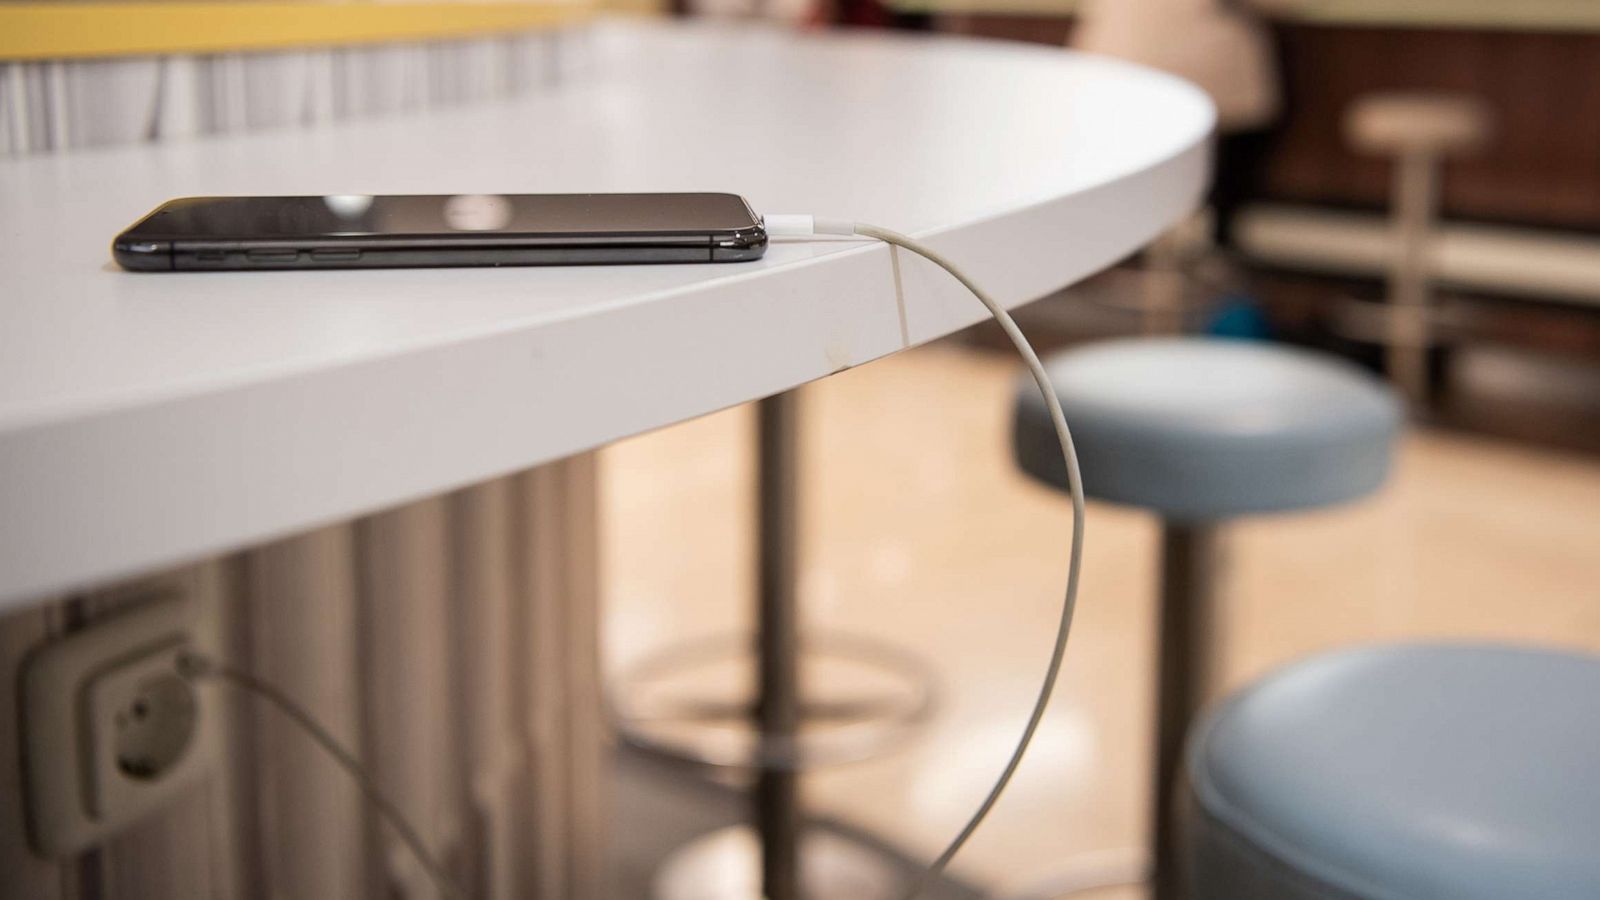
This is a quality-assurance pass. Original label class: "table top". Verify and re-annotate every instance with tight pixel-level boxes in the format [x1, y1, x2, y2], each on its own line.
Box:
[0, 20, 1212, 608]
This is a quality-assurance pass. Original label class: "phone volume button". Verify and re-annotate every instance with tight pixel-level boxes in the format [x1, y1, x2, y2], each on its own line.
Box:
[310, 249, 361, 262]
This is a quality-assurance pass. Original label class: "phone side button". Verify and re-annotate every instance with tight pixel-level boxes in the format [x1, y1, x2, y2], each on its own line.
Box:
[310, 249, 362, 262]
[246, 249, 300, 263]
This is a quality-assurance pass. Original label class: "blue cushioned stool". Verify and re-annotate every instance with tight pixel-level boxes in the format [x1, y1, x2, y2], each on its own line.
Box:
[1011, 338, 1402, 898]
[1185, 644, 1600, 899]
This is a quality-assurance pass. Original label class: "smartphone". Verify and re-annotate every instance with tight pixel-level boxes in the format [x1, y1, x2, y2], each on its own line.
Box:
[112, 192, 768, 271]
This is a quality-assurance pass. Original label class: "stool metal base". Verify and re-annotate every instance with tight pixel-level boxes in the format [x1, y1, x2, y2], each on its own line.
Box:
[1001, 848, 1149, 900]
[612, 630, 938, 771]
[623, 390, 937, 900]
[655, 825, 904, 900]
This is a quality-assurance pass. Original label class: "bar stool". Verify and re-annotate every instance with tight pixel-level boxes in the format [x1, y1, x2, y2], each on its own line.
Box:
[612, 391, 937, 900]
[1010, 337, 1402, 898]
[1184, 643, 1600, 899]
[1344, 92, 1491, 405]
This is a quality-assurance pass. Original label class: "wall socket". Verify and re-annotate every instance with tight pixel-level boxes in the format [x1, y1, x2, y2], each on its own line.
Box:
[22, 590, 222, 857]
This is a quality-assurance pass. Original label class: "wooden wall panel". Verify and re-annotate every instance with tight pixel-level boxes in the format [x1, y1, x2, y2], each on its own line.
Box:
[0, 607, 68, 900]
[206, 558, 260, 900]
[1265, 25, 1600, 229]
[554, 454, 608, 900]
[243, 527, 369, 900]
[928, 16, 1600, 231]
[451, 479, 526, 900]
[358, 498, 462, 900]
[522, 465, 580, 899]
[518, 454, 608, 900]
[1, 29, 575, 154]
[0, 458, 606, 900]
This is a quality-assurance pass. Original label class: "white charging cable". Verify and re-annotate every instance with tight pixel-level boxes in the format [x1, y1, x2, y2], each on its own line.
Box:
[766, 215, 1087, 899]
[176, 651, 464, 900]
[170, 220, 1083, 900]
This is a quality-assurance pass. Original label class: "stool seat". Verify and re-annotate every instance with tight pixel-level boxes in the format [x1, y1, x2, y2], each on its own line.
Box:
[1185, 644, 1600, 899]
[1012, 338, 1402, 520]
[1345, 92, 1491, 156]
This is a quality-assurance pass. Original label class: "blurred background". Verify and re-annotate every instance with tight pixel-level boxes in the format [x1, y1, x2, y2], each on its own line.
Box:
[599, 0, 1600, 897]
[3, 1, 1599, 898]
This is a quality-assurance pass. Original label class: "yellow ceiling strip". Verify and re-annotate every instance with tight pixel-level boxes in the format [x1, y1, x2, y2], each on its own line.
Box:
[0, 2, 595, 61]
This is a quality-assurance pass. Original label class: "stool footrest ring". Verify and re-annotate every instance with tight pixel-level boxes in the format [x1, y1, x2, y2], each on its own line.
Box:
[611, 630, 937, 772]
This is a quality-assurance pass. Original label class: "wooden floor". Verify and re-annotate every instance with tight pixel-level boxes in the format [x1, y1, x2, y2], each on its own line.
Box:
[599, 339, 1600, 894]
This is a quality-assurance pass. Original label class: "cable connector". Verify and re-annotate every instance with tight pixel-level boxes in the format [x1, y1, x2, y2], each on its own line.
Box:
[763, 214, 856, 237]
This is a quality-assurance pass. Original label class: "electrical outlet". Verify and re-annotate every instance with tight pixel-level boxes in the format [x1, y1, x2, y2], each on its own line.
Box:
[22, 590, 221, 857]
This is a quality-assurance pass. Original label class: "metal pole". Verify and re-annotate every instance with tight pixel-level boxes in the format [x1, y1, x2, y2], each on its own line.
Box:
[1151, 521, 1220, 900]
[1141, 228, 1188, 336]
[1388, 150, 1439, 406]
[756, 390, 803, 900]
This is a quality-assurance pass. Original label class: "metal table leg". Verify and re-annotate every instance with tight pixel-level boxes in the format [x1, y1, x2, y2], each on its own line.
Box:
[1152, 521, 1220, 900]
[756, 389, 803, 900]
[627, 386, 933, 900]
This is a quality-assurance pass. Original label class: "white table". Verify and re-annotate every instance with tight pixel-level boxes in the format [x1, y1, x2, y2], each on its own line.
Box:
[0, 20, 1212, 610]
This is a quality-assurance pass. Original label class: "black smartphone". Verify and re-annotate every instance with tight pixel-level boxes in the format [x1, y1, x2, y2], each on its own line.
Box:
[112, 192, 768, 271]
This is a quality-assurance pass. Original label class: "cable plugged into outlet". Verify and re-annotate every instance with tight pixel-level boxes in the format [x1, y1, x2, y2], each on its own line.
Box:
[22, 590, 221, 857]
